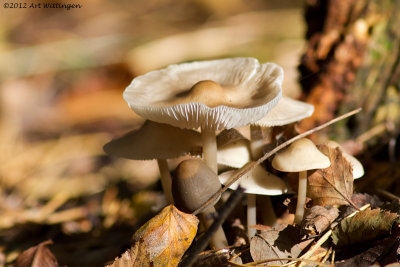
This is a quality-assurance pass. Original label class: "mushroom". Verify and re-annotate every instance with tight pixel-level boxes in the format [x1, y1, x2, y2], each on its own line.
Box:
[219, 163, 287, 236]
[173, 158, 227, 249]
[240, 97, 314, 228]
[272, 138, 331, 224]
[123, 57, 283, 174]
[103, 120, 202, 203]
[326, 140, 364, 179]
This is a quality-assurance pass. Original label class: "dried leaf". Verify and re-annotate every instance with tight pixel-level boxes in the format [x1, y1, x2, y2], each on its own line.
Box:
[307, 145, 353, 206]
[107, 205, 199, 267]
[335, 235, 400, 267]
[250, 224, 313, 265]
[302, 206, 339, 235]
[15, 240, 59, 267]
[332, 208, 398, 248]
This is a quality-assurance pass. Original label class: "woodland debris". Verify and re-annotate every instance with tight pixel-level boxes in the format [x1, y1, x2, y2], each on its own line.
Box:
[308, 144, 354, 207]
[301, 205, 339, 235]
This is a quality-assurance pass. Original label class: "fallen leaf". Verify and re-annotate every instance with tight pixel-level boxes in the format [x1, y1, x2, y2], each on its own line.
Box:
[307, 145, 353, 206]
[250, 224, 313, 265]
[14, 240, 59, 267]
[334, 223, 400, 267]
[335, 235, 400, 267]
[302, 206, 339, 235]
[107, 205, 199, 267]
[332, 208, 398, 248]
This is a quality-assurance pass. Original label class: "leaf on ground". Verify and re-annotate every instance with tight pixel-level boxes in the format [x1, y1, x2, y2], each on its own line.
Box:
[15, 240, 59, 267]
[335, 234, 400, 267]
[307, 145, 353, 206]
[250, 224, 313, 265]
[332, 208, 398, 248]
[107, 204, 198, 267]
[302, 206, 339, 235]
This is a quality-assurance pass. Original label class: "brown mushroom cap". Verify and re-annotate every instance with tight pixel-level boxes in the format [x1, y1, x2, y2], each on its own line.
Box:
[172, 159, 221, 213]
[103, 120, 202, 160]
[272, 138, 331, 172]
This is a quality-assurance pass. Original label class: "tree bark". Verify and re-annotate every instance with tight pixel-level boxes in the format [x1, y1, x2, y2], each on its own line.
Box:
[299, 0, 400, 143]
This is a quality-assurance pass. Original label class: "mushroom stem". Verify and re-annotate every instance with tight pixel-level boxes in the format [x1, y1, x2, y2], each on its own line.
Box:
[157, 159, 174, 204]
[199, 205, 228, 249]
[250, 125, 272, 159]
[249, 125, 277, 229]
[201, 127, 218, 174]
[294, 170, 308, 224]
[247, 194, 257, 237]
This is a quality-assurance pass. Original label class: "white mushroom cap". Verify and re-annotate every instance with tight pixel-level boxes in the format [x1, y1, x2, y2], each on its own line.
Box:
[252, 96, 314, 127]
[123, 58, 283, 130]
[217, 139, 251, 168]
[217, 129, 251, 168]
[272, 138, 331, 172]
[219, 163, 288, 195]
[103, 120, 202, 160]
[326, 140, 364, 179]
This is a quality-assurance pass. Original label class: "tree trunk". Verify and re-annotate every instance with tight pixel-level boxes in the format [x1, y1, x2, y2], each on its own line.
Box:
[299, 0, 400, 144]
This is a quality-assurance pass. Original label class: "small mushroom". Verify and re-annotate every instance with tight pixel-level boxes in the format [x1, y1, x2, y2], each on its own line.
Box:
[103, 120, 201, 203]
[123, 58, 283, 174]
[219, 163, 287, 237]
[173, 158, 227, 249]
[272, 138, 330, 224]
[326, 140, 364, 179]
[233, 98, 314, 229]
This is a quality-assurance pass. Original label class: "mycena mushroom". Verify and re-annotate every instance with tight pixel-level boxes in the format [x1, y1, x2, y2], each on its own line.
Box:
[242, 97, 314, 231]
[272, 138, 331, 224]
[123, 57, 283, 174]
[219, 163, 287, 237]
[103, 120, 201, 204]
[172, 158, 228, 249]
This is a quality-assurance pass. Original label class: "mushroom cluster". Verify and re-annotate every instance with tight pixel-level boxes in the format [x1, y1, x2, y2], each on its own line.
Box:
[104, 57, 358, 246]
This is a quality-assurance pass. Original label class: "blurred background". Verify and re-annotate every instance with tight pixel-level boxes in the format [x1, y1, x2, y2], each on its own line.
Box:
[0, 0, 308, 265]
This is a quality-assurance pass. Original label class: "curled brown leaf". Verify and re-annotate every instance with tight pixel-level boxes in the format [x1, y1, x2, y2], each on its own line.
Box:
[107, 205, 199, 267]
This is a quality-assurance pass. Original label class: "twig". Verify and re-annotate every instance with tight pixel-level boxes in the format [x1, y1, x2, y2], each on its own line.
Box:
[377, 189, 400, 201]
[193, 108, 362, 216]
[179, 187, 245, 267]
[229, 257, 332, 267]
[355, 122, 388, 144]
